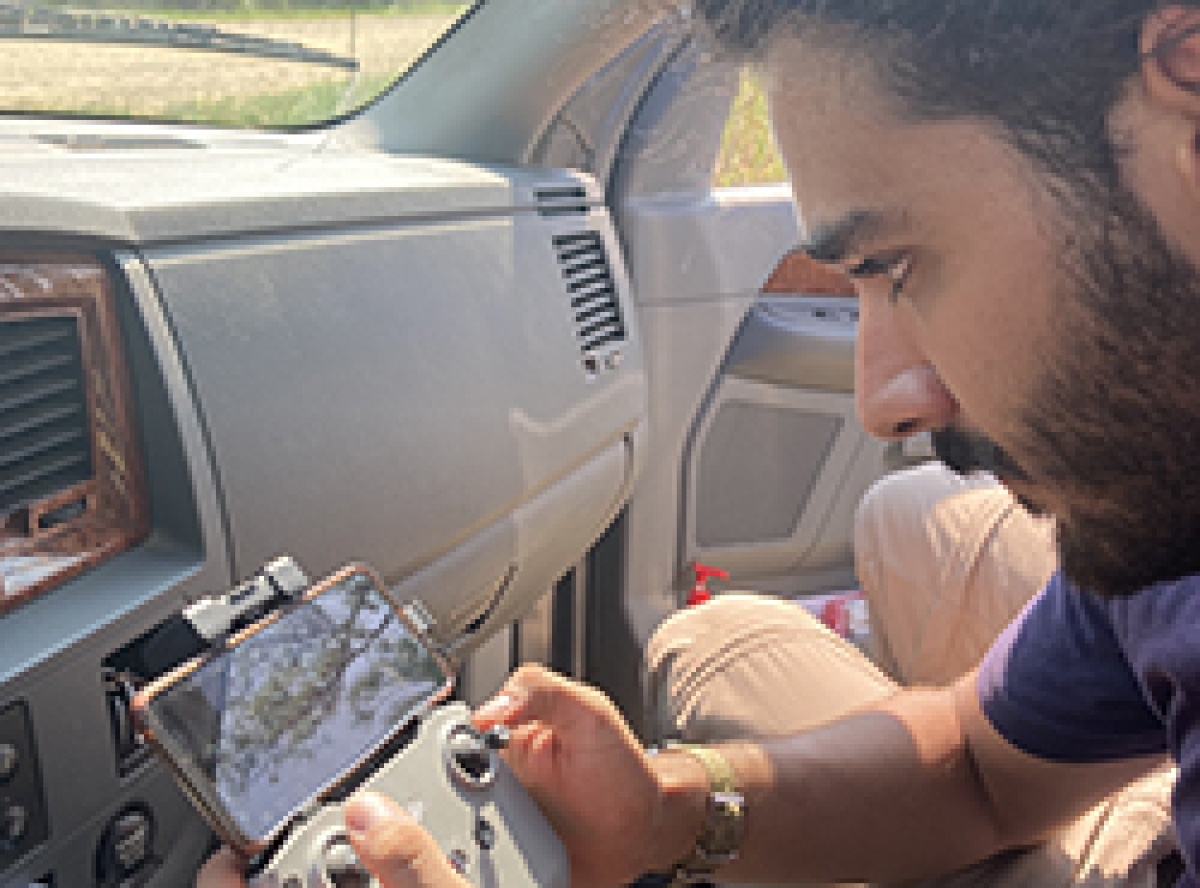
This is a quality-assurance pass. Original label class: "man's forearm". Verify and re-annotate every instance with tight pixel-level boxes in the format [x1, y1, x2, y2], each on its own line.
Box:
[649, 684, 1011, 884]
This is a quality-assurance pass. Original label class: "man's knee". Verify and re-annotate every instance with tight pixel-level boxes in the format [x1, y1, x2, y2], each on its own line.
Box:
[647, 594, 894, 743]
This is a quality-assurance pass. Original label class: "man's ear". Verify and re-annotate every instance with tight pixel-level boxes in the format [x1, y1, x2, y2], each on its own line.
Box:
[1141, 7, 1200, 190]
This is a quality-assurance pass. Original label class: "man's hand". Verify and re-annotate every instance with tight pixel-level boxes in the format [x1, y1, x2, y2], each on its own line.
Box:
[471, 664, 692, 888]
[195, 792, 471, 888]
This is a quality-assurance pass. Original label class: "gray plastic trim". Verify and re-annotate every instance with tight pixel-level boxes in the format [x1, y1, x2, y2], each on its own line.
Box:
[724, 295, 858, 393]
[335, 0, 667, 164]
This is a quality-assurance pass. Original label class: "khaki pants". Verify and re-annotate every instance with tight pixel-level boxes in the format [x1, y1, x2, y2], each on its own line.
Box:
[647, 464, 1177, 887]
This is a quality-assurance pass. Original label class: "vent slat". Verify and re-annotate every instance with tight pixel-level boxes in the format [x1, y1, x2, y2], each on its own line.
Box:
[561, 256, 607, 276]
[0, 401, 85, 445]
[0, 351, 76, 388]
[551, 232, 600, 249]
[0, 315, 93, 515]
[581, 331, 625, 351]
[0, 449, 90, 500]
[0, 376, 82, 416]
[0, 426, 88, 471]
[557, 244, 604, 263]
[566, 272, 612, 294]
[0, 324, 72, 360]
[537, 187, 590, 217]
[578, 317, 625, 340]
[570, 286, 616, 307]
[576, 305, 621, 325]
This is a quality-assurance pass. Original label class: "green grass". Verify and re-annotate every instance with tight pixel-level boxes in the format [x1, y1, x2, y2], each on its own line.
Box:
[160, 72, 393, 127]
[713, 71, 787, 188]
[18, 72, 394, 127]
[37, 2, 468, 21]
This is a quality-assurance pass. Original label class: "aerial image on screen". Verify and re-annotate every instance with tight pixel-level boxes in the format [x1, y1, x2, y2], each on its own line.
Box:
[153, 573, 448, 841]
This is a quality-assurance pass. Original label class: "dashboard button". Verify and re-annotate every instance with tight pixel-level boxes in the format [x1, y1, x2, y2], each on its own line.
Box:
[447, 848, 470, 876]
[1, 803, 27, 847]
[474, 817, 496, 851]
[0, 743, 18, 782]
[97, 806, 154, 880]
[113, 810, 152, 871]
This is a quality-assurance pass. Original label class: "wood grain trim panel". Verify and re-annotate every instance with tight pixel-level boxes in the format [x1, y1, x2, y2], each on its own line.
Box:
[0, 253, 148, 615]
[762, 248, 855, 296]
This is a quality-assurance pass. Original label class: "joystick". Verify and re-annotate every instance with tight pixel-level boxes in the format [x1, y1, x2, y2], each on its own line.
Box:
[322, 839, 370, 888]
[445, 725, 495, 787]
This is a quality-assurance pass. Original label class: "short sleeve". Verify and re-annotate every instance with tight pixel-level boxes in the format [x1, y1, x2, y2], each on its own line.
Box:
[977, 572, 1167, 763]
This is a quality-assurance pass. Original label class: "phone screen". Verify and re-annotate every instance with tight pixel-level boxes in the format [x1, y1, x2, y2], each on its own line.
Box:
[143, 569, 451, 845]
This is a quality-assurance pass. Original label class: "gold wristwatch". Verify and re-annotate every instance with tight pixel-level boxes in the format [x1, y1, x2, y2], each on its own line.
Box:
[661, 744, 746, 885]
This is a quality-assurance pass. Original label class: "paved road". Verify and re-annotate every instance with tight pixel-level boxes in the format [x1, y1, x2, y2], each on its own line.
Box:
[0, 12, 458, 120]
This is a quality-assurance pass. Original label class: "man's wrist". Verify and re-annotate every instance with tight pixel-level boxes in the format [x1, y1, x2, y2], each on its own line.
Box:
[648, 746, 712, 874]
[656, 745, 747, 883]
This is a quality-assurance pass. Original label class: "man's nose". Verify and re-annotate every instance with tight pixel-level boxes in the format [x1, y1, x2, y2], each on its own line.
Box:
[857, 362, 957, 440]
[855, 309, 957, 441]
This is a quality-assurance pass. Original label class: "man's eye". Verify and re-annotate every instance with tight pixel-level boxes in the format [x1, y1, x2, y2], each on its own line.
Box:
[846, 253, 913, 303]
[846, 256, 891, 277]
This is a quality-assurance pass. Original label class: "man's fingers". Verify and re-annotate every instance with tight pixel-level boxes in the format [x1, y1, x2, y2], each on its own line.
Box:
[194, 847, 246, 888]
[345, 792, 470, 888]
[473, 664, 601, 731]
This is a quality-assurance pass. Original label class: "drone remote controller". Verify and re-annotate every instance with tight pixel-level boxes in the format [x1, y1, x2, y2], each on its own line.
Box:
[249, 702, 569, 887]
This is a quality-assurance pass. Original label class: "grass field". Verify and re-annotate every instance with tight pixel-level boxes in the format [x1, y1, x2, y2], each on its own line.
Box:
[714, 71, 787, 187]
[0, 10, 462, 126]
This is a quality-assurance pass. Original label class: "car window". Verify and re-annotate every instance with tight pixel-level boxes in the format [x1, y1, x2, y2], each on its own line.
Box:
[0, 0, 476, 128]
[713, 68, 786, 187]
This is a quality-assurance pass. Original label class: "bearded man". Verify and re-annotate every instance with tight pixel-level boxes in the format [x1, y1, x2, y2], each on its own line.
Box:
[202, 3, 1200, 887]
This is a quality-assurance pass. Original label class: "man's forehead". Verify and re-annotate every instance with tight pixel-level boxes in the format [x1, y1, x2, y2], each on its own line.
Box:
[767, 60, 1034, 256]
[764, 30, 897, 116]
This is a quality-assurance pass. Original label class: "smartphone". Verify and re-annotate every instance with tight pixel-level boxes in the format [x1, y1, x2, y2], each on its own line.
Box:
[132, 564, 455, 854]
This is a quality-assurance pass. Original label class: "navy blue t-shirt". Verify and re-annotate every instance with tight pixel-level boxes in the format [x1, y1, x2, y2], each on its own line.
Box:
[977, 571, 1200, 883]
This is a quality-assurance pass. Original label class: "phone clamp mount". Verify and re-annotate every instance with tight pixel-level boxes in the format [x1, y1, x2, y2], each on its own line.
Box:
[182, 555, 313, 644]
[152, 557, 569, 887]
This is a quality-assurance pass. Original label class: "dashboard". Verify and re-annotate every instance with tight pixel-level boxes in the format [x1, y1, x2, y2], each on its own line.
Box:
[0, 131, 646, 886]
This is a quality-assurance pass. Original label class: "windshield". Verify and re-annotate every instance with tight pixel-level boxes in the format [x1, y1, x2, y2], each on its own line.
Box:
[0, 0, 475, 128]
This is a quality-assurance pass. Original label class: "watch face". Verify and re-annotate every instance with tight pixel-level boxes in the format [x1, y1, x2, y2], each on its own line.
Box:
[699, 790, 746, 865]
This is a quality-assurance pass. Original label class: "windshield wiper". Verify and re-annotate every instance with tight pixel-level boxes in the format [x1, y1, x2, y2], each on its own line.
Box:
[0, 2, 359, 71]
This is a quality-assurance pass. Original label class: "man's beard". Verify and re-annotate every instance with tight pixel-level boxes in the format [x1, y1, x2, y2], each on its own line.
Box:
[931, 427, 1039, 514]
[939, 175, 1200, 599]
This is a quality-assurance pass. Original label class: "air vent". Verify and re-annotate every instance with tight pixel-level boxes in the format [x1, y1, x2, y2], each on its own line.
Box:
[0, 256, 148, 617]
[552, 232, 627, 371]
[0, 314, 91, 517]
[536, 186, 589, 217]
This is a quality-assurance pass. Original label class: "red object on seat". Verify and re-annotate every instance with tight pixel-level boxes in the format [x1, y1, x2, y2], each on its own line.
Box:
[688, 562, 730, 606]
[819, 591, 868, 641]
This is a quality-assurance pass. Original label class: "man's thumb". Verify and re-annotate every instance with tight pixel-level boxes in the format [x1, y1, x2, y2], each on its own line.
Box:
[344, 792, 470, 888]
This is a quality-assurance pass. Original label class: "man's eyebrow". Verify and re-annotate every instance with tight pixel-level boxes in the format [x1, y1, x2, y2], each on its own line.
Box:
[798, 209, 910, 266]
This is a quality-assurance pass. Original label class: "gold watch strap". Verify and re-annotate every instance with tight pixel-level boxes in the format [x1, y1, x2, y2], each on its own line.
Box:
[663, 744, 746, 885]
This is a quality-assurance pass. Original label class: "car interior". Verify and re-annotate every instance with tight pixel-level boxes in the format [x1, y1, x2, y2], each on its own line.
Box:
[0, 0, 916, 883]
